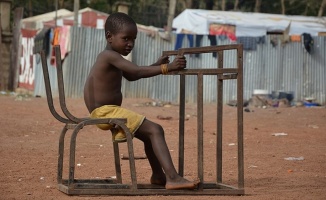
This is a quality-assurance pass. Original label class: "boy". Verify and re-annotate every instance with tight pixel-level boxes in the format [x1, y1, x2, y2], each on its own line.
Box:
[84, 12, 200, 190]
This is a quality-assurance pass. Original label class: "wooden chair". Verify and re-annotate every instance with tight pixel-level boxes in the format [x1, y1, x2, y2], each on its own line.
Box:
[40, 45, 137, 194]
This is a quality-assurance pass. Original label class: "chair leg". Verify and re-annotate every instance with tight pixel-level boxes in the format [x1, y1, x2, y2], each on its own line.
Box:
[113, 142, 122, 183]
[126, 138, 137, 190]
[111, 119, 138, 190]
[58, 126, 68, 184]
[68, 123, 84, 188]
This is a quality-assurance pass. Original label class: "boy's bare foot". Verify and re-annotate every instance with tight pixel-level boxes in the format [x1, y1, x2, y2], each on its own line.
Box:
[165, 177, 200, 190]
[150, 174, 166, 186]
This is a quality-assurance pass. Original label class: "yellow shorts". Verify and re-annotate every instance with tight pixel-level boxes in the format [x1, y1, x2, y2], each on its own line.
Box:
[90, 105, 145, 142]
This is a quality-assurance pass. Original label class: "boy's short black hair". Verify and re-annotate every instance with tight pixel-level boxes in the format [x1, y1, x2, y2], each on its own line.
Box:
[105, 12, 136, 37]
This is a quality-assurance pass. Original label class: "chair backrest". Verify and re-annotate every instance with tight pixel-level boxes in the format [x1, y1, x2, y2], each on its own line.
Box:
[53, 45, 85, 123]
[40, 45, 86, 124]
[40, 49, 69, 123]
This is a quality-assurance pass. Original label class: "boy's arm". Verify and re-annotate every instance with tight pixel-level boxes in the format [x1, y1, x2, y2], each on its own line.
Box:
[123, 55, 186, 81]
[104, 50, 186, 81]
[124, 55, 171, 80]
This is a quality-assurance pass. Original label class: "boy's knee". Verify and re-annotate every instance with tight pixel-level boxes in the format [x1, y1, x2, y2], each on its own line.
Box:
[152, 123, 164, 135]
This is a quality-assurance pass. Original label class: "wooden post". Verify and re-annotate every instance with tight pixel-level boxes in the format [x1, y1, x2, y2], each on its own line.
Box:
[9, 7, 23, 91]
[1, 0, 12, 91]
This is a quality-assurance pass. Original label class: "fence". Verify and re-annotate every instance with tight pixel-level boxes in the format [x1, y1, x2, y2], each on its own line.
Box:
[33, 26, 326, 104]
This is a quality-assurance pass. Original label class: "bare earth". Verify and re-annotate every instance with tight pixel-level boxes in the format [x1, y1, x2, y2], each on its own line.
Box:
[0, 95, 325, 200]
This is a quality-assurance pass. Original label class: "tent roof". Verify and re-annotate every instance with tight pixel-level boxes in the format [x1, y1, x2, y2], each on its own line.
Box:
[173, 9, 326, 36]
[22, 9, 73, 23]
[53, 7, 109, 19]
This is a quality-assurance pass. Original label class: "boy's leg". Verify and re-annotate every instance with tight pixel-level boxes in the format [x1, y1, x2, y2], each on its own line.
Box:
[134, 119, 200, 190]
[134, 127, 166, 185]
[135, 119, 178, 178]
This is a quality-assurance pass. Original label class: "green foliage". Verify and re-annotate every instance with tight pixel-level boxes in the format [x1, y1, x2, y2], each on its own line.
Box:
[85, 0, 111, 13]
[129, 0, 168, 27]
[237, 0, 325, 16]
[12, 0, 55, 17]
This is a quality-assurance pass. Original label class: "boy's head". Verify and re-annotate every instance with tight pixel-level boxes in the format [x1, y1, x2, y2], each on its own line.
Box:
[105, 12, 137, 38]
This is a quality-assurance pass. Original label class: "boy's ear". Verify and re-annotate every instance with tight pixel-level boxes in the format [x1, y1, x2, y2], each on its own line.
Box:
[106, 31, 112, 41]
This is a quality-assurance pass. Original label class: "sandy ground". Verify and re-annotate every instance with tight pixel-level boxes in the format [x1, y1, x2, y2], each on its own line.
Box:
[0, 94, 325, 200]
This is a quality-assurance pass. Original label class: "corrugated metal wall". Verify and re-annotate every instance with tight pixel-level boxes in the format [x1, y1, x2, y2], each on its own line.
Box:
[34, 26, 326, 104]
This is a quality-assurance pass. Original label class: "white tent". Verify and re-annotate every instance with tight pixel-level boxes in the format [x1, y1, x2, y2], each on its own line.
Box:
[172, 9, 326, 37]
[22, 9, 73, 30]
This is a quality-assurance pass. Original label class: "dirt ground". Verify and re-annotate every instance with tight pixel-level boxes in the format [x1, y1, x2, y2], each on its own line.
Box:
[0, 94, 325, 200]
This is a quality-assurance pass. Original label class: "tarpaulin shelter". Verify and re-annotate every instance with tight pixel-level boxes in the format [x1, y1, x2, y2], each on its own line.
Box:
[172, 9, 326, 37]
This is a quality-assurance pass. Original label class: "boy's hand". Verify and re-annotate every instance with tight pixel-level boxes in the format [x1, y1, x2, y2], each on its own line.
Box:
[154, 55, 170, 65]
[168, 55, 186, 71]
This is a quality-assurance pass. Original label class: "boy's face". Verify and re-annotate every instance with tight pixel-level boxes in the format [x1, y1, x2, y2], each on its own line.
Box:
[107, 24, 137, 56]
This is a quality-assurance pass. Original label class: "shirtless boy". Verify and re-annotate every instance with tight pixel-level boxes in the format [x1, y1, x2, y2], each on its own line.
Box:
[83, 12, 200, 190]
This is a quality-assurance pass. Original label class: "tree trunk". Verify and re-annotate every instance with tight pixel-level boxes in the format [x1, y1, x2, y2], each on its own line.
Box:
[73, 0, 79, 26]
[254, 0, 261, 12]
[159, 0, 176, 41]
[167, 0, 176, 34]
[304, 2, 309, 16]
[221, 0, 226, 11]
[234, 0, 239, 10]
[59, 0, 65, 8]
[281, 0, 286, 14]
[28, 0, 33, 17]
[318, 0, 326, 16]
[181, 0, 193, 8]
[55, 0, 58, 27]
